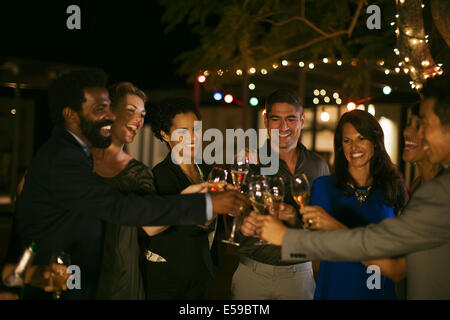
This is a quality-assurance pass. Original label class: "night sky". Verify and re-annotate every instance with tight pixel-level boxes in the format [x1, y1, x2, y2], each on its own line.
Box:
[1, 1, 197, 90]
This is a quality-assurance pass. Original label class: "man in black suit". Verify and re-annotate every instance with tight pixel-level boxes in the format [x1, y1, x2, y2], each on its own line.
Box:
[9, 69, 249, 299]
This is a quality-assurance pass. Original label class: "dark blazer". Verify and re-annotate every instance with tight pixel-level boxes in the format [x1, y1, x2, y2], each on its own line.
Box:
[282, 168, 450, 299]
[14, 126, 207, 299]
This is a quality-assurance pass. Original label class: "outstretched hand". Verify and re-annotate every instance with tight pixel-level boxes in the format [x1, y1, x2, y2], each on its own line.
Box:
[254, 214, 288, 246]
[181, 182, 209, 194]
[210, 190, 251, 216]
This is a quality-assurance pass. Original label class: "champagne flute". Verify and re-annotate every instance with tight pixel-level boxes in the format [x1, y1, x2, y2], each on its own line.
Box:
[222, 161, 249, 246]
[290, 173, 312, 226]
[267, 176, 285, 219]
[248, 175, 270, 246]
[207, 166, 228, 192]
[49, 251, 71, 300]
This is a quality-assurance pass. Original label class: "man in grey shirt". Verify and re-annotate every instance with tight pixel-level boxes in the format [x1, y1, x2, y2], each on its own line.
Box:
[232, 89, 329, 300]
[254, 76, 450, 300]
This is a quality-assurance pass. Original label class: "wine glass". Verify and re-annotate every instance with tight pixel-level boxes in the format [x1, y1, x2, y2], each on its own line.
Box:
[248, 175, 270, 245]
[49, 251, 71, 300]
[207, 166, 228, 192]
[267, 176, 285, 219]
[222, 161, 249, 246]
[290, 173, 311, 226]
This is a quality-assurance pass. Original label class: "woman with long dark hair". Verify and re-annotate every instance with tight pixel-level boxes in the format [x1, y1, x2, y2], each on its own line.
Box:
[301, 109, 408, 299]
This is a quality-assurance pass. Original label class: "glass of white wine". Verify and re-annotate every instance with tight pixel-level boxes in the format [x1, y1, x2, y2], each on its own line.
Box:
[248, 175, 270, 246]
[267, 176, 285, 219]
[49, 251, 71, 300]
[290, 173, 311, 226]
[222, 161, 249, 246]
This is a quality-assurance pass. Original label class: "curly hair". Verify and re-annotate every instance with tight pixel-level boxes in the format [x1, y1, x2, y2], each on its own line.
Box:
[48, 69, 108, 126]
[334, 110, 408, 212]
[109, 82, 147, 111]
[147, 98, 200, 143]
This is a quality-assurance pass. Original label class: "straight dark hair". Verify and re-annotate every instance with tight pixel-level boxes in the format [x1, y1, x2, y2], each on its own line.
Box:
[334, 110, 408, 211]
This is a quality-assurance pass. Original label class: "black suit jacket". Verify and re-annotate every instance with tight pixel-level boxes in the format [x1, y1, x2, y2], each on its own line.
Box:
[14, 127, 207, 299]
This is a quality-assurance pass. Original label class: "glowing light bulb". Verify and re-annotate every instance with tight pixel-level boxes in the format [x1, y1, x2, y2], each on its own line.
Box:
[248, 83, 256, 90]
[323, 58, 329, 63]
[213, 92, 223, 101]
[249, 67, 256, 74]
[333, 92, 339, 99]
[272, 63, 279, 69]
[313, 98, 319, 105]
[336, 98, 342, 105]
[336, 60, 342, 66]
[261, 68, 268, 75]
[395, 67, 400, 73]
[197, 75, 206, 83]
[383, 86, 392, 95]
[309, 63, 315, 69]
[404, 57, 410, 63]
[324, 96, 330, 103]
[357, 104, 365, 110]
[299, 61, 305, 67]
[320, 89, 326, 96]
[314, 89, 320, 96]
[347, 102, 356, 111]
[224, 94, 233, 103]
[368, 104, 375, 116]
[320, 111, 330, 122]
[217, 69, 224, 76]
[422, 60, 430, 67]
[236, 69, 243, 76]
[249, 97, 259, 106]
[385, 69, 390, 75]
[282, 60, 288, 66]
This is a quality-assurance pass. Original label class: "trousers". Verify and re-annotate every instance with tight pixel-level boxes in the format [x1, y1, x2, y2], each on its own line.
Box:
[231, 256, 315, 300]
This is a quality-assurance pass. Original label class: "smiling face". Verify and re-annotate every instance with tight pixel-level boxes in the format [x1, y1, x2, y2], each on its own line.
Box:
[264, 102, 305, 150]
[420, 98, 450, 166]
[342, 122, 374, 169]
[402, 111, 427, 163]
[162, 112, 199, 159]
[77, 87, 114, 148]
[111, 94, 146, 145]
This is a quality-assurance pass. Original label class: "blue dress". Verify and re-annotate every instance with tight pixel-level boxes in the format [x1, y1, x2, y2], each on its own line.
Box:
[311, 174, 397, 300]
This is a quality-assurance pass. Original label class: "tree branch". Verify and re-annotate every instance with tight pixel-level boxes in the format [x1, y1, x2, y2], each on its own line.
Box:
[348, 0, 365, 38]
[271, 30, 348, 59]
[259, 16, 329, 37]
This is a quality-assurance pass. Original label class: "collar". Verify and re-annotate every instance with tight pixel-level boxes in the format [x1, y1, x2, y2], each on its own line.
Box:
[66, 129, 90, 157]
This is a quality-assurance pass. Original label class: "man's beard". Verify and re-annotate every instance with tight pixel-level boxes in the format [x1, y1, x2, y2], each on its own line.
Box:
[79, 114, 113, 149]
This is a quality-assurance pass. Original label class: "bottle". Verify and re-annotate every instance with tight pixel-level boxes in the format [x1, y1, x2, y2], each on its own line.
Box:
[3, 241, 37, 287]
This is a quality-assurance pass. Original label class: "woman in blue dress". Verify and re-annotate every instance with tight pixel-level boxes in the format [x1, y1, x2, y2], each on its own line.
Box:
[301, 109, 408, 300]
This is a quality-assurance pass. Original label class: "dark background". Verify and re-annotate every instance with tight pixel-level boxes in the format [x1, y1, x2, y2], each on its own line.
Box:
[0, 1, 196, 89]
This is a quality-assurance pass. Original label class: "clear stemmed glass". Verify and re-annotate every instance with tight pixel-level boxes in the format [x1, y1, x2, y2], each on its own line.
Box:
[222, 161, 249, 246]
[267, 176, 285, 219]
[49, 251, 71, 300]
[201, 166, 228, 231]
[290, 173, 311, 226]
[248, 175, 270, 246]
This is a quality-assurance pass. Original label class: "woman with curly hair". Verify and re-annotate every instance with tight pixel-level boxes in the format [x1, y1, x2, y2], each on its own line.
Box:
[143, 98, 222, 300]
[301, 109, 408, 300]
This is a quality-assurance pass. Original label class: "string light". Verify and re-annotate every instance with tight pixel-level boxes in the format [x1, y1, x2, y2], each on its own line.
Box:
[404, 57, 410, 63]
[236, 69, 243, 76]
[203, 70, 210, 76]
[249, 97, 259, 106]
[336, 98, 342, 105]
[422, 60, 430, 67]
[403, 68, 409, 74]
[390, 22, 395, 26]
[357, 104, 365, 110]
[213, 92, 223, 101]
[323, 58, 329, 63]
[197, 75, 206, 83]
[324, 96, 330, 103]
[272, 63, 279, 69]
[410, 67, 415, 72]
[368, 104, 376, 116]
[395, 67, 401, 73]
[336, 60, 342, 66]
[249, 83, 256, 90]
[347, 102, 356, 111]
[249, 67, 256, 74]
[320, 110, 330, 122]
[261, 68, 268, 75]
[282, 60, 288, 66]
[308, 63, 315, 69]
[299, 61, 305, 67]
[217, 69, 224, 76]
[385, 69, 390, 75]
[383, 86, 392, 95]
[313, 98, 319, 105]
[394, 48, 400, 55]
[224, 94, 234, 103]
[333, 92, 339, 99]
[314, 89, 320, 96]
[320, 89, 326, 96]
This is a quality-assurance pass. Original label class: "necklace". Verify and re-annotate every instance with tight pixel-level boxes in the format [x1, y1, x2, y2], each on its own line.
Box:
[348, 183, 372, 205]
